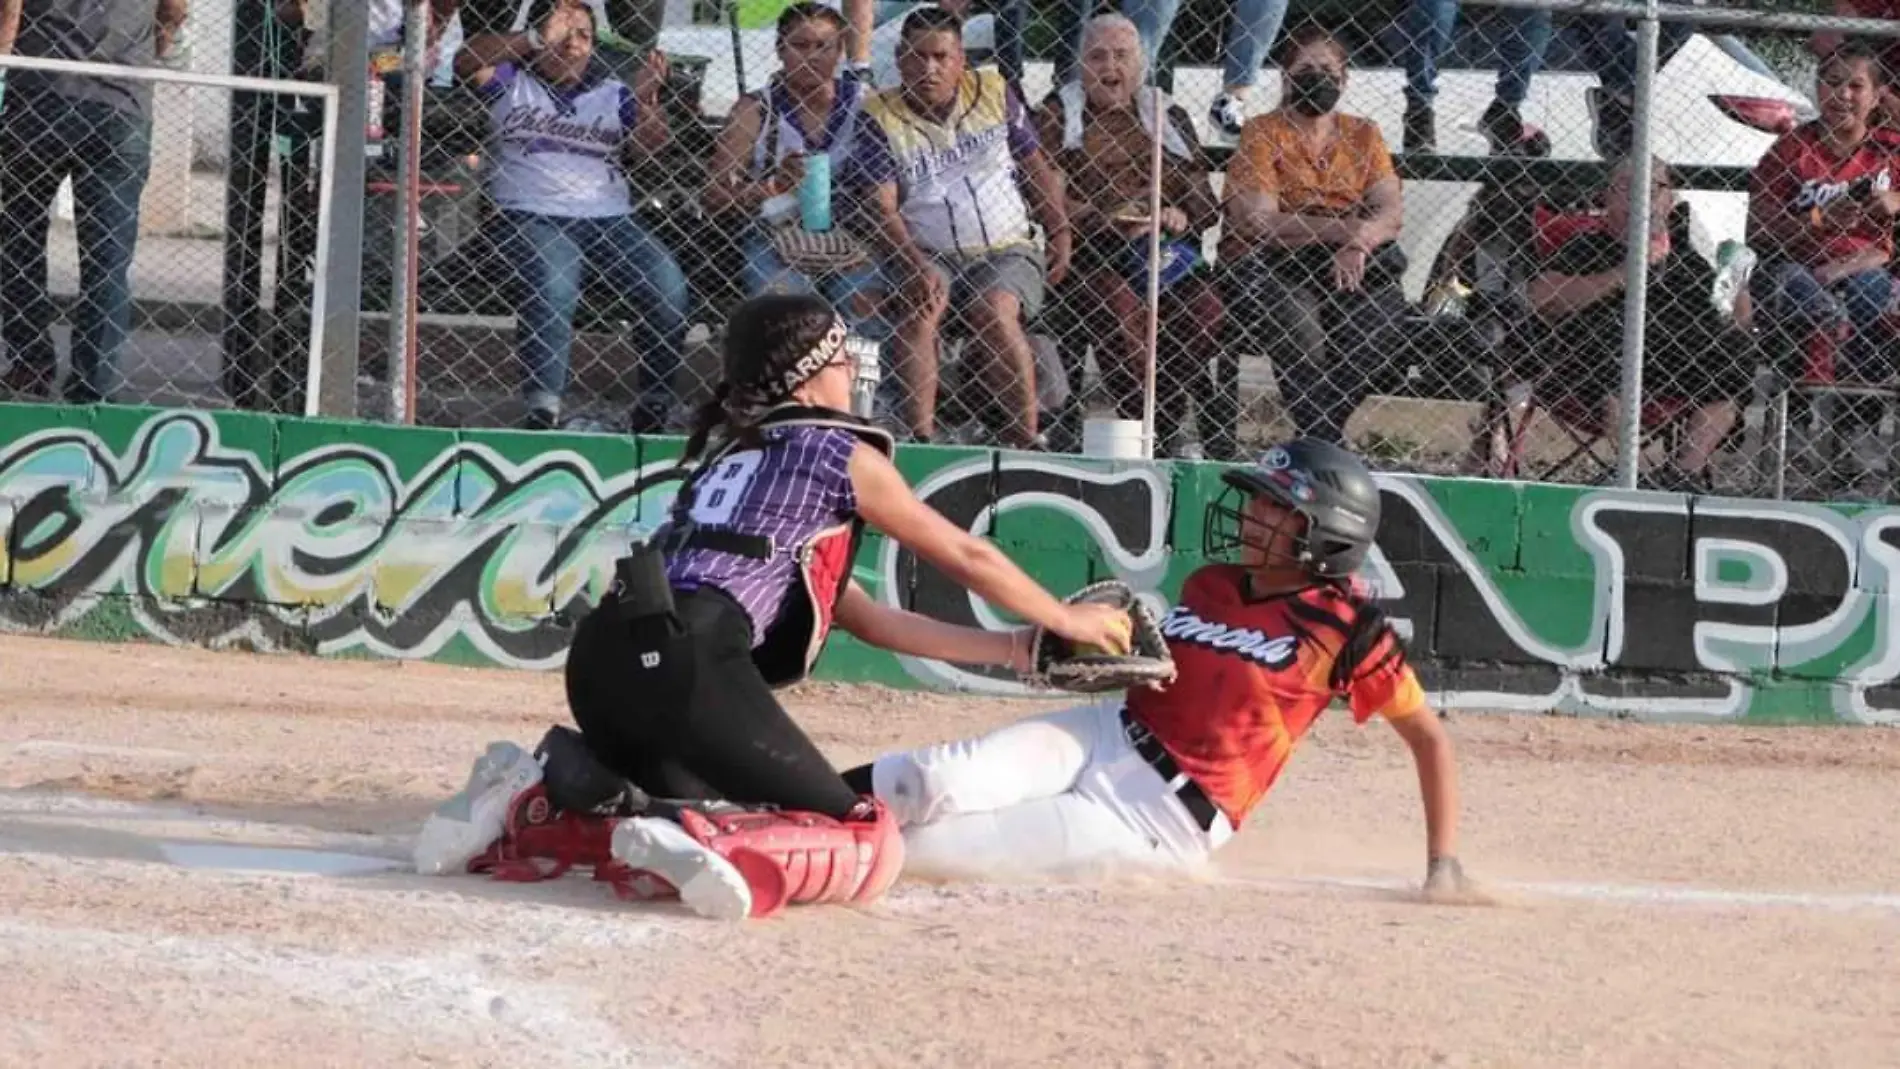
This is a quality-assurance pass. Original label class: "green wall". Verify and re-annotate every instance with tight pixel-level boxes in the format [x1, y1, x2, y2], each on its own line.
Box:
[2, 402, 1896, 725]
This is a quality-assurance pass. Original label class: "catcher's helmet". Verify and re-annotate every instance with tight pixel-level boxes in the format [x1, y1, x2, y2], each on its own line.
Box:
[1204, 439, 1382, 578]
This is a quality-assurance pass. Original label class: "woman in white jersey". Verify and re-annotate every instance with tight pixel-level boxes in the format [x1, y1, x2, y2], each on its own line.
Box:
[456, 2, 689, 432]
[703, 4, 882, 327]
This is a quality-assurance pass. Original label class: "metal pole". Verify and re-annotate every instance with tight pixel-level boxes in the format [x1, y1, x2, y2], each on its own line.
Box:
[1615, 2, 1660, 490]
[1140, 84, 1164, 462]
[390, 0, 428, 425]
[1464, 0, 1900, 39]
[727, 0, 748, 95]
[321, 0, 370, 418]
[222, 0, 271, 410]
[305, 86, 341, 417]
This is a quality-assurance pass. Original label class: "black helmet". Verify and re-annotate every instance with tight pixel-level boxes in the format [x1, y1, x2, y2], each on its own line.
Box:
[1203, 439, 1382, 578]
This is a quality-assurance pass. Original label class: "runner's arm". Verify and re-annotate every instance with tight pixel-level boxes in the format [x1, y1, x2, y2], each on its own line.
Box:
[1387, 708, 1460, 865]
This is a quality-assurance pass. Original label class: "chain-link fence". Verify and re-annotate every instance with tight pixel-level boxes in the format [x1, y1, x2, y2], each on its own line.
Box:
[12, 1, 1900, 499]
[0, 1, 339, 416]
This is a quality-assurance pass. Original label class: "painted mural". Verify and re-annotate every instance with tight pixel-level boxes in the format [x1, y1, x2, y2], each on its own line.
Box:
[3, 403, 1899, 724]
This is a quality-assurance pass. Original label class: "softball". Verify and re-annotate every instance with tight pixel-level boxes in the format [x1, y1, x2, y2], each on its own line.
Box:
[1077, 617, 1133, 656]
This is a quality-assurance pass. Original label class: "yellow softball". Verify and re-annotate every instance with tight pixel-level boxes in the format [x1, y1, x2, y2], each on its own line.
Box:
[1075, 615, 1133, 657]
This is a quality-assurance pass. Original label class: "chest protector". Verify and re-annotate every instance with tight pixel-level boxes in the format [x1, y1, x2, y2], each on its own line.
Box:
[659, 405, 894, 687]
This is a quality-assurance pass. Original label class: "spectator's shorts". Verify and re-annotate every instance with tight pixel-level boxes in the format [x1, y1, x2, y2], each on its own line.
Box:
[918, 245, 1046, 323]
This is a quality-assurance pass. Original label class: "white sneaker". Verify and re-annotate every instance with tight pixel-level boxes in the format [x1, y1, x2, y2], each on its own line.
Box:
[413, 741, 544, 876]
[611, 816, 754, 921]
[1208, 94, 1246, 138]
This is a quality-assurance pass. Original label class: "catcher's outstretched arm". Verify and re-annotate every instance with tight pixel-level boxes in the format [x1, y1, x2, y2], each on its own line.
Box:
[833, 582, 1027, 672]
[847, 444, 1129, 655]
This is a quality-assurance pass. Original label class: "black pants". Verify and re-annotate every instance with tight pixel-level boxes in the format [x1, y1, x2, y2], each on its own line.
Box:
[564, 586, 861, 820]
[1225, 251, 1411, 445]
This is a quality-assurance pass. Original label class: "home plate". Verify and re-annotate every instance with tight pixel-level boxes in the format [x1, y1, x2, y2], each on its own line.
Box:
[155, 841, 408, 877]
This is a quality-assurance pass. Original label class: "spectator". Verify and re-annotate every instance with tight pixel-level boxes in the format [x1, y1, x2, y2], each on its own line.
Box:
[1576, 17, 1693, 159]
[1748, 43, 1900, 391]
[0, 0, 186, 404]
[1399, 0, 1552, 153]
[458, 0, 651, 52]
[1422, 128, 1552, 475]
[0, 0, 19, 55]
[1811, 1, 1900, 130]
[457, 2, 688, 431]
[1396, 8, 1691, 159]
[1529, 158, 1753, 492]
[909, 0, 1028, 86]
[1111, 0, 1290, 139]
[849, 6, 1070, 447]
[1220, 25, 1406, 449]
[704, 3, 880, 324]
[1034, 14, 1223, 458]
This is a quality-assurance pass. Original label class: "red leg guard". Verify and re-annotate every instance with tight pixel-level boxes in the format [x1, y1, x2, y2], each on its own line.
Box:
[468, 784, 619, 883]
[678, 797, 904, 911]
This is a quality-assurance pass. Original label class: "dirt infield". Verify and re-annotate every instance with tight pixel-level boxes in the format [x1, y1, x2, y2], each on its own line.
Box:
[3, 634, 1898, 1068]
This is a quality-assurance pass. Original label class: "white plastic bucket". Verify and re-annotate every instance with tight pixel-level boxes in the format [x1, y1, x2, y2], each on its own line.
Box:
[1081, 418, 1146, 460]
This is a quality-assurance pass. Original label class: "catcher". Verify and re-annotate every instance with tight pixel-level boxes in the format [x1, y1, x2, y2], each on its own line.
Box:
[840, 439, 1474, 901]
[412, 293, 1134, 919]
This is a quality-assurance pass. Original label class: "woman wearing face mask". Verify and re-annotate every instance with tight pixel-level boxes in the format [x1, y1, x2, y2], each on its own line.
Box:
[1216, 25, 1408, 449]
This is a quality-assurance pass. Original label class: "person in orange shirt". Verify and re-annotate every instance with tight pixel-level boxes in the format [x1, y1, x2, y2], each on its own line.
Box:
[841, 438, 1472, 901]
[1216, 25, 1409, 449]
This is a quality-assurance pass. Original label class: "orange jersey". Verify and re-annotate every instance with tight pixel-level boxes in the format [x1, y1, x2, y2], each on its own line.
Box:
[1125, 564, 1427, 826]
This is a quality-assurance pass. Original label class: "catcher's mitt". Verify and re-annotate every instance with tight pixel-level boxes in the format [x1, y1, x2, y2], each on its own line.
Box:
[1024, 581, 1176, 694]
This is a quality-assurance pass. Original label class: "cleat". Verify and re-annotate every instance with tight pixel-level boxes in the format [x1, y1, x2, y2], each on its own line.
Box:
[413, 742, 544, 876]
[612, 816, 755, 921]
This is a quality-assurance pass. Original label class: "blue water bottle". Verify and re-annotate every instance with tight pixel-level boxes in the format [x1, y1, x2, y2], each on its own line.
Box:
[798, 152, 833, 232]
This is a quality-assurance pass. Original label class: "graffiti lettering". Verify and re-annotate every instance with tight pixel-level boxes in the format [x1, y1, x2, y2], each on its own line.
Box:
[0, 412, 684, 667]
[6, 408, 1900, 723]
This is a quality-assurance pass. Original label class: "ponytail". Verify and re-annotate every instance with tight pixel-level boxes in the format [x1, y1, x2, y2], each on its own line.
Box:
[679, 383, 731, 466]
[677, 381, 772, 467]
[683, 294, 842, 468]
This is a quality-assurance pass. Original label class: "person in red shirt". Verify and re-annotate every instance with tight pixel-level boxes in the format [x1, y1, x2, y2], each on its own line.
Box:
[1810, 1, 1900, 130]
[841, 439, 1473, 901]
[1748, 43, 1900, 387]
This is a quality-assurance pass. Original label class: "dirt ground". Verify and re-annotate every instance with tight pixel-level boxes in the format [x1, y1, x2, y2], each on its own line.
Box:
[2, 634, 1898, 1069]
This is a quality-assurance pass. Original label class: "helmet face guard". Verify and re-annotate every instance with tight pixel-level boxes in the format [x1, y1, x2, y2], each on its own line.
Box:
[1203, 483, 1313, 569]
[1202, 442, 1381, 579]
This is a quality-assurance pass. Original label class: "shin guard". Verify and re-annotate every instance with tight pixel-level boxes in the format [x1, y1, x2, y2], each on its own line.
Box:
[676, 797, 904, 916]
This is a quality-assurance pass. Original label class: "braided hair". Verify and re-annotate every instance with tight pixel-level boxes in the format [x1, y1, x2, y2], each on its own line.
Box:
[682, 293, 850, 464]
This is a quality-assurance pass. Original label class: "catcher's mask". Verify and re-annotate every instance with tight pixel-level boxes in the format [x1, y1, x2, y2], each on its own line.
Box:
[1204, 439, 1382, 579]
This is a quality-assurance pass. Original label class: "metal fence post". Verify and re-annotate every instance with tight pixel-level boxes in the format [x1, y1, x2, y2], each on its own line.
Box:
[388, 0, 429, 425]
[1616, 0, 1662, 490]
[320, 0, 370, 419]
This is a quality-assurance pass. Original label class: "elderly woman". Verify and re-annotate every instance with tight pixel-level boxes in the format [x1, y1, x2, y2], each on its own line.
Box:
[1033, 14, 1224, 458]
[457, 2, 688, 432]
[703, 3, 880, 325]
[1219, 24, 1407, 449]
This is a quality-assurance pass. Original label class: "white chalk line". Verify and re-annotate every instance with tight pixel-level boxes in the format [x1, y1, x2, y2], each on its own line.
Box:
[1231, 873, 1900, 914]
[11, 789, 1897, 919]
[10, 739, 202, 762]
[0, 916, 676, 1069]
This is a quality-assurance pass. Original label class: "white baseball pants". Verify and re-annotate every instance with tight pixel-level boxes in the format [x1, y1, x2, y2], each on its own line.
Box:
[869, 700, 1234, 881]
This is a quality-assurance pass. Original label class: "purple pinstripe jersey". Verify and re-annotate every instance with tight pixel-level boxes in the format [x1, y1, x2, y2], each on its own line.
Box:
[665, 425, 861, 645]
